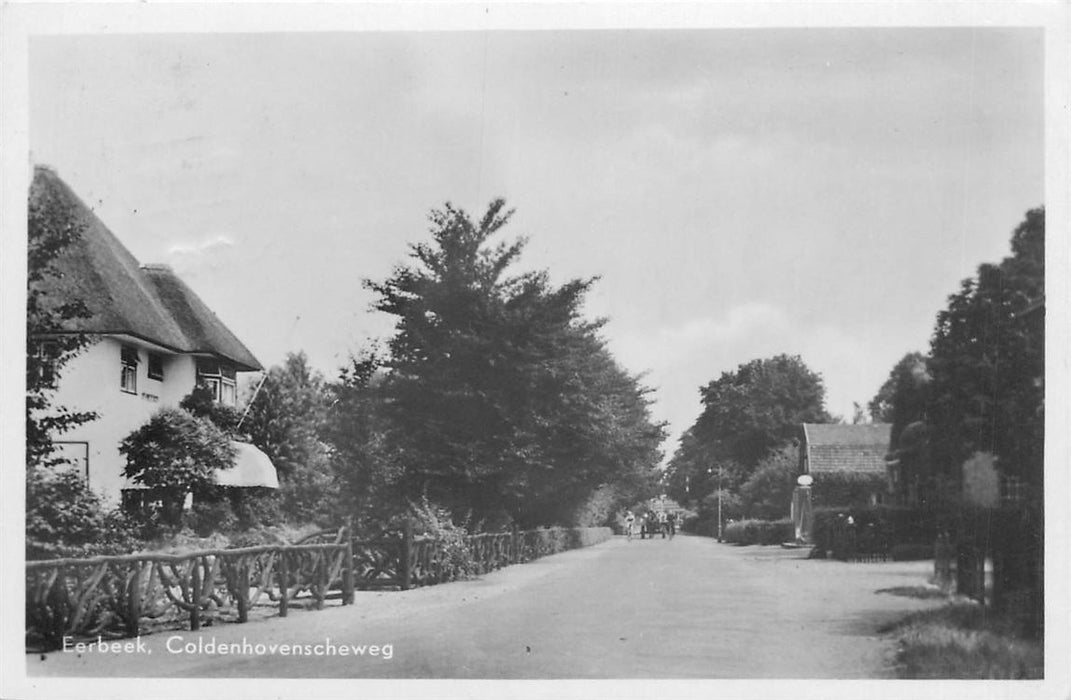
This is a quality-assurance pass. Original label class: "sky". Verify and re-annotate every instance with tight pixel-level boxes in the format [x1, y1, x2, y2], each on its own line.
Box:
[28, 28, 1044, 462]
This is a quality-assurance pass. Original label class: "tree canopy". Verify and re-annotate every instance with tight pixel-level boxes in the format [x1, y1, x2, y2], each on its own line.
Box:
[869, 351, 930, 450]
[119, 407, 237, 523]
[360, 199, 665, 527]
[26, 176, 97, 469]
[666, 354, 829, 511]
[694, 354, 830, 473]
[926, 207, 1044, 491]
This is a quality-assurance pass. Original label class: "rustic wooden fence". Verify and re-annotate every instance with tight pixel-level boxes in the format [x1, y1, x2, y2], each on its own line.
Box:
[26, 540, 353, 650]
[27, 525, 612, 649]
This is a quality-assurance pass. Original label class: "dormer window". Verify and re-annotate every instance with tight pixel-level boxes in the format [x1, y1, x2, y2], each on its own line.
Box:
[196, 359, 237, 406]
[120, 345, 138, 394]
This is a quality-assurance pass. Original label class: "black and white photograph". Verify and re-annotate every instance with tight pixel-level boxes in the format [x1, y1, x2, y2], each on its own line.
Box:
[2, 2, 1068, 699]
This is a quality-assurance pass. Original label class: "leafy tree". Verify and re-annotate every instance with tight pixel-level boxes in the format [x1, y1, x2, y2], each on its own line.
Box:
[362, 199, 664, 527]
[26, 169, 105, 557]
[322, 350, 401, 531]
[926, 207, 1044, 493]
[869, 351, 931, 452]
[120, 407, 237, 525]
[693, 354, 831, 478]
[739, 444, 799, 520]
[664, 427, 745, 507]
[26, 172, 97, 470]
[241, 352, 328, 481]
[242, 352, 342, 525]
[180, 382, 243, 434]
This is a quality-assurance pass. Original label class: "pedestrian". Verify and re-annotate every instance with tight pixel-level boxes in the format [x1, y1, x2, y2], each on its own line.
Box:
[658, 510, 668, 539]
[667, 511, 677, 539]
[623, 510, 635, 541]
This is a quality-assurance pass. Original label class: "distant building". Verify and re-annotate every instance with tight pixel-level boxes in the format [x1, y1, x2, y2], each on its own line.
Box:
[28, 166, 274, 504]
[798, 423, 892, 506]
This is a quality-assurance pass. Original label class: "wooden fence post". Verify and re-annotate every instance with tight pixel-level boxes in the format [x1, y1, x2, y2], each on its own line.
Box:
[125, 563, 142, 637]
[342, 536, 355, 606]
[189, 559, 202, 631]
[400, 522, 413, 591]
[237, 558, 249, 623]
[279, 549, 289, 618]
[315, 550, 327, 610]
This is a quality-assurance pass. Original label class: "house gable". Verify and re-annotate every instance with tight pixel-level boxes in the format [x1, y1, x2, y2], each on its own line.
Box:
[29, 166, 261, 371]
[801, 423, 892, 475]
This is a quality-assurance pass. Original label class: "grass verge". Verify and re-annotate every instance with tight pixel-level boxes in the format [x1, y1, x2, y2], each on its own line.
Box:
[882, 602, 1042, 679]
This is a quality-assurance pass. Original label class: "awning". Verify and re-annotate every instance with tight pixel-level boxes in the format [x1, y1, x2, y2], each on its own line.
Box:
[213, 442, 280, 488]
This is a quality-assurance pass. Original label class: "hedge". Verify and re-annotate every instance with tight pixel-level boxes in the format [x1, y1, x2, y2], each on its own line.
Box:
[723, 518, 794, 546]
[810, 505, 937, 560]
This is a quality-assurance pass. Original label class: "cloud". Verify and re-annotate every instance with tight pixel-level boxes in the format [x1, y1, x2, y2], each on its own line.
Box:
[167, 234, 234, 257]
[166, 234, 236, 277]
[609, 301, 894, 460]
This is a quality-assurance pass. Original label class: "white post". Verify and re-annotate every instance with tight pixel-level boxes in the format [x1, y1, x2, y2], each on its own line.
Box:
[717, 464, 723, 542]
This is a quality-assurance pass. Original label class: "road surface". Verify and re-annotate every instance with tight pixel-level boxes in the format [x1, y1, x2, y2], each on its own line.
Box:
[31, 534, 943, 679]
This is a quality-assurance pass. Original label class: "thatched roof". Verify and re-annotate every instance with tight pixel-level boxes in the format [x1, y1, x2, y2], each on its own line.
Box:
[30, 166, 261, 371]
[800, 423, 891, 475]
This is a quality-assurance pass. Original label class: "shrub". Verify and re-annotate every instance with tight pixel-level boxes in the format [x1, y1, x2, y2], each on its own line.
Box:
[228, 487, 284, 530]
[811, 471, 889, 508]
[187, 498, 238, 537]
[810, 505, 938, 560]
[120, 407, 236, 526]
[409, 496, 477, 580]
[890, 543, 935, 561]
[26, 468, 144, 559]
[723, 518, 794, 545]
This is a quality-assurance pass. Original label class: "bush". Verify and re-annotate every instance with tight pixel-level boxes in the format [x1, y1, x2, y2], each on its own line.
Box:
[120, 407, 236, 526]
[723, 518, 794, 545]
[811, 471, 889, 508]
[810, 505, 938, 560]
[26, 468, 144, 559]
[409, 497, 478, 580]
[891, 543, 935, 561]
[187, 498, 238, 537]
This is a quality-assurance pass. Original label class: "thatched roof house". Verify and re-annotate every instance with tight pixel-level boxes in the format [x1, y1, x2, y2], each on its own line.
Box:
[29, 165, 268, 503]
[31, 165, 261, 371]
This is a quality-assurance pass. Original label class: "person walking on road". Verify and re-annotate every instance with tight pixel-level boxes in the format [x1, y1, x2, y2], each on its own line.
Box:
[623, 510, 635, 541]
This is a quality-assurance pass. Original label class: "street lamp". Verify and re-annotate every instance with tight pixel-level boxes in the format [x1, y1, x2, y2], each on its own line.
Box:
[708, 465, 724, 542]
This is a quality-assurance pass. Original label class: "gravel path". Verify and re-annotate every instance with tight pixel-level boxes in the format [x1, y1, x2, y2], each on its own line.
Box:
[30, 534, 944, 679]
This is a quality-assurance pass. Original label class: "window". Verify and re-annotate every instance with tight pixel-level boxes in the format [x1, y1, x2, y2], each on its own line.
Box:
[196, 359, 238, 406]
[120, 345, 138, 394]
[1001, 475, 1026, 505]
[34, 341, 60, 386]
[147, 352, 164, 381]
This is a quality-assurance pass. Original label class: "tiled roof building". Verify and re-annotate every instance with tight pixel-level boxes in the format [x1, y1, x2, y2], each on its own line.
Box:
[799, 423, 892, 475]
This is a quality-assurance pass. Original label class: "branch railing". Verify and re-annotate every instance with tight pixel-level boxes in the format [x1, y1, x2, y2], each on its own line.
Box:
[26, 525, 612, 650]
[26, 540, 353, 650]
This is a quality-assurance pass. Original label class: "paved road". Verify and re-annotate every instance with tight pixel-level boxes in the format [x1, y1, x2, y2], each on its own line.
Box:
[31, 535, 943, 679]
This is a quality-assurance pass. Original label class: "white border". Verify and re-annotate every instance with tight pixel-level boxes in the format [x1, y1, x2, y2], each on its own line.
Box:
[2, 3, 1068, 700]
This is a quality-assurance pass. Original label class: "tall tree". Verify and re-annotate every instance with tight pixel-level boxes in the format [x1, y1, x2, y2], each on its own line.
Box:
[869, 351, 931, 450]
[926, 207, 1044, 493]
[363, 199, 664, 526]
[693, 354, 831, 480]
[26, 173, 97, 469]
[241, 352, 328, 481]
